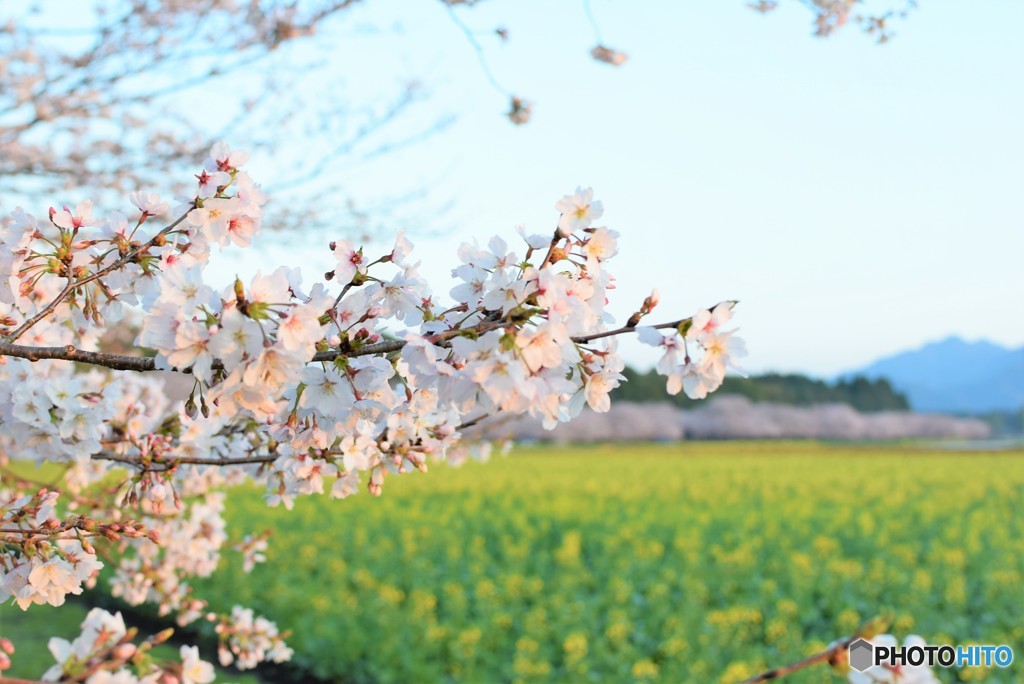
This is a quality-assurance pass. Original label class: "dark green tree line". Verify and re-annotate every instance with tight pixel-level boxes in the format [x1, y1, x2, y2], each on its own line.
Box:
[612, 369, 910, 412]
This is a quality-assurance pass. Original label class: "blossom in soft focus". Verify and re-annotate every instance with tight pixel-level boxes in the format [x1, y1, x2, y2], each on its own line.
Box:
[41, 608, 126, 681]
[590, 44, 628, 66]
[687, 301, 735, 343]
[555, 186, 604, 237]
[507, 96, 532, 125]
[179, 645, 215, 684]
[129, 191, 169, 218]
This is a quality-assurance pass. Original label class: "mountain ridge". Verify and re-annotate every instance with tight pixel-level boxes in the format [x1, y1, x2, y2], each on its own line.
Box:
[842, 336, 1024, 414]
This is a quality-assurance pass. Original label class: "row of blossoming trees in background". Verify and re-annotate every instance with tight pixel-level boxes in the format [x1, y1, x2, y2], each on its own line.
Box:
[0, 143, 755, 681]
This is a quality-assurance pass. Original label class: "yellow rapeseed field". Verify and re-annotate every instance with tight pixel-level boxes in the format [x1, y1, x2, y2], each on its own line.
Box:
[185, 442, 1022, 682]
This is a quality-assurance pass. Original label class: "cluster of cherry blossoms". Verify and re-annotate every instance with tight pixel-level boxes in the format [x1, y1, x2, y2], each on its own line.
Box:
[638, 300, 748, 400]
[0, 142, 743, 677]
[38, 606, 214, 684]
[0, 489, 105, 609]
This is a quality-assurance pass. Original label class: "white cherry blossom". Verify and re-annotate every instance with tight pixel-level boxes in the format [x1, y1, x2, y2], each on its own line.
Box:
[555, 186, 603, 236]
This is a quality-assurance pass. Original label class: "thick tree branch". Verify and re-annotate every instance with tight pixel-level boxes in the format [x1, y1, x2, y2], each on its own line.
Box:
[0, 308, 725, 373]
[91, 453, 280, 467]
[0, 343, 163, 371]
[0, 338, 406, 373]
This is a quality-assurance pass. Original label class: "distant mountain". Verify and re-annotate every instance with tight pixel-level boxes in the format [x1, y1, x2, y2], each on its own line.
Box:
[844, 337, 1024, 414]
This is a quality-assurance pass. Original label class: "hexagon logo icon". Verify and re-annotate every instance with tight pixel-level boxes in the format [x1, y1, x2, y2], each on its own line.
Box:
[848, 638, 874, 672]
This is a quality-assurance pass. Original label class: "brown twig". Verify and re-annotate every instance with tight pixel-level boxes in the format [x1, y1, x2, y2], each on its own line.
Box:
[572, 316, 692, 344]
[739, 636, 851, 683]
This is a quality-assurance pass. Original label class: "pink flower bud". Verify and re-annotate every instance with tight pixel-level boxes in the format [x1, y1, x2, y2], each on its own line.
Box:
[112, 643, 137, 660]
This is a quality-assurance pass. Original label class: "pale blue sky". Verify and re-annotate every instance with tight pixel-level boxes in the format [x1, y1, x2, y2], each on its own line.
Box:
[18, 1, 1024, 376]
[224, 0, 1024, 376]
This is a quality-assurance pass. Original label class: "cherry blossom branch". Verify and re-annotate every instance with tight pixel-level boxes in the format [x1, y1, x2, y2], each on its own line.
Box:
[3, 211, 191, 343]
[574, 314, 706, 344]
[88, 415, 493, 470]
[0, 343, 156, 370]
[0, 309, 725, 373]
[0, 338, 405, 372]
[0, 309, 502, 372]
[0, 518, 151, 542]
[91, 453, 279, 468]
[0, 155, 752, 675]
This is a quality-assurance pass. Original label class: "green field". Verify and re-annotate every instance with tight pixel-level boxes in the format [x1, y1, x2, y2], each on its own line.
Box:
[193, 442, 1023, 683]
[4, 442, 1023, 683]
